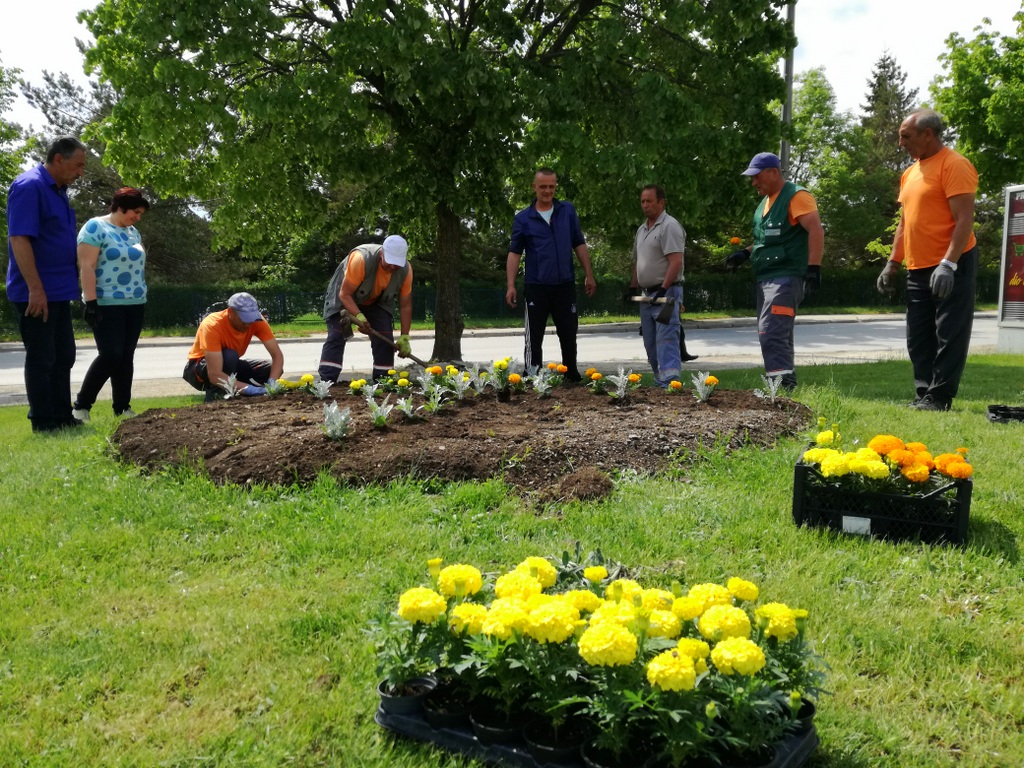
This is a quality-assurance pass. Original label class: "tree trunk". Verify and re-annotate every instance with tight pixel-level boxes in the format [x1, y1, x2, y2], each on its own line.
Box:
[431, 202, 465, 362]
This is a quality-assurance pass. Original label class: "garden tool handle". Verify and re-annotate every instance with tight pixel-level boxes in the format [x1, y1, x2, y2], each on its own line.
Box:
[364, 325, 430, 368]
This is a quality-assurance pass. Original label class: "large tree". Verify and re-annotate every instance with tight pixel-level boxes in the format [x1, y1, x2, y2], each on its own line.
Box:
[1, 58, 29, 246]
[934, 11, 1024, 195]
[83, 0, 792, 360]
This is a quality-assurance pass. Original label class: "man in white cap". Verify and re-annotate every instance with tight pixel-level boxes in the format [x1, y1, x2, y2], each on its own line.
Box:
[182, 292, 284, 400]
[725, 152, 824, 390]
[318, 235, 415, 383]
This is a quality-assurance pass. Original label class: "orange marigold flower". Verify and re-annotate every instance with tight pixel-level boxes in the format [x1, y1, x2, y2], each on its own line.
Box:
[913, 451, 935, 470]
[867, 435, 904, 455]
[729, 236, 742, 245]
[933, 453, 966, 474]
[956, 447, 969, 455]
[904, 441, 928, 453]
[557, 364, 568, 374]
[669, 381, 683, 390]
[547, 362, 558, 370]
[945, 462, 973, 480]
[705, 375, 719, 387]
[508, 373, 522, 385]
[887, 448, 917, 468]
[590, 372, 603, 381]
[901, 462, 931, 483]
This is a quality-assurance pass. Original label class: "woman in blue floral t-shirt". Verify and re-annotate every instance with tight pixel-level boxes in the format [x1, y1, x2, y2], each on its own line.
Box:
[72, 187, 150, 420]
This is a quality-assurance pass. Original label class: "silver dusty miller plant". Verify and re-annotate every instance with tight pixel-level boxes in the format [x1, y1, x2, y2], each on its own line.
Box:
[754, 374, 784, 404]
[308, 379, 333, 400]
[216, 373, 239, 399]
[264, 378, 287, 397]
[691, 370, 717, 403]
[366, 394, 395, 428]
[322, 401, 352, 440]
[606, 365, 639, 400]
[394, 397, 425, 421]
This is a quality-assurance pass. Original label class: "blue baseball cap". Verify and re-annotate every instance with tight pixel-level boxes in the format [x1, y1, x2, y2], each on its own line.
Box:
[227, 292, 263, 323]
[741, 152, 782, 176]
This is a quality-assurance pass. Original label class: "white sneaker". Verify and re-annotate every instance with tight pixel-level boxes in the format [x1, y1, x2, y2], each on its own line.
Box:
[117, 409, 138, 419]
[72, 407, 91, 423]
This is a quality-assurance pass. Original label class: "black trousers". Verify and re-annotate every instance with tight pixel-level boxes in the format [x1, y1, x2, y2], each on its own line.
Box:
[905, 246, 978, 402]
[318, 303, 396, 383]
[75, 303, 145, 414]
[523, 281, 579, 376]
[14, 300, 76, 431]
[183, 349, 272, 392]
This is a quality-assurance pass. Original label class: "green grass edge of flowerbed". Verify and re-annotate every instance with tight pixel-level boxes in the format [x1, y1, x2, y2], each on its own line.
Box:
[1, 354, 1023, 768]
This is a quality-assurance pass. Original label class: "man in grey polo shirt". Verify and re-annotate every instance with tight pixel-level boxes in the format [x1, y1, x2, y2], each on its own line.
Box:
[630, 184, 685, 387]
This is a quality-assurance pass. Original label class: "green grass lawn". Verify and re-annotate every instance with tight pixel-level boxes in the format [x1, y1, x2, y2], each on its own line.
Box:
[1, 355, 1023, 767]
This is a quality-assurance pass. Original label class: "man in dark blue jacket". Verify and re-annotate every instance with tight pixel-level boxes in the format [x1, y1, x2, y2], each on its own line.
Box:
[506, 168, 597, 380]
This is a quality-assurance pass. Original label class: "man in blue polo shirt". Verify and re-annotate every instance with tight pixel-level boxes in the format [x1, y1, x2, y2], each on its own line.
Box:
[6, 136, 88, 433]
[506, 168, 597, 380]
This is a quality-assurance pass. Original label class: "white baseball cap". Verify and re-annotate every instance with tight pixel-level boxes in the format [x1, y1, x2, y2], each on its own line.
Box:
[382, 235, 408, 267]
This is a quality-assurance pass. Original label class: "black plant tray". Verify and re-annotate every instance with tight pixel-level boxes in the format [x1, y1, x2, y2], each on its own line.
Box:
[988, 405, 1024, 424]
[792, 463, 971, 545]
[376, 707, 819, 768]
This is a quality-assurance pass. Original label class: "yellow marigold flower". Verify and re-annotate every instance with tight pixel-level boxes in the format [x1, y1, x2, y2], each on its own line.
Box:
[525, 600, 580, 644]
[815, 430, 835, 446]
[524, 592, 554, 610]
[583, 565, 608, 583]
[676, 638, 711, 660]
[397, 379, 410, 387]
[705, 375, 719, 387]
[605, 578, 643, 604]
[494, 359, 508, 370]
[858, 460, 891, 480]
[590, 372, 603, 381]
[628, 373, 642, 384]
[427, 557, 443, 579]
[672, 595, 704, 621]
[726, 577, 759, 602]
[641, 588, 676, 611]
[397, 587, 447, 624]
[495, 570, 543, 601]
[557, 364, 568, 374]
[711, 637, 766, 676]
[300, 373, 314, 384]
[564, 589, 604, 614]
[349, 380, 364, 390]
[755, 602, 798, 641]
[578, 622, 638, 667]
[446, 365, 458, 374]
[388, 369, 397, 376]
[515, 556, 557, 588]
[647, 649, 697, 691]
[647, 609, 682, 639]
[854, 447, 881, 462]
[450, 603, 488, 635]
[820, 453, 852, 477]
[276, 378, 289, 386]
[688, 583, 733, 612]
[867, 434, 904, 455]
[508, 373, 522, 385]
[669, 380, 683, 390]
[802, 447, 839, 465]
[901, 462, 931, 483]
[589, 600, 636, 627]
[437, 564, 484, 598]
[698, 604, 751, 641]
[482, 597, 529, 639]
[945, 461, 973, 480]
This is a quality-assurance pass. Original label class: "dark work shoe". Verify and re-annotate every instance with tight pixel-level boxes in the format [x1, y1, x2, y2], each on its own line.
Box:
[204, 389, 221, 403]
[564, 371, 583, 383]
[915, 394, 951, 411]
[681, 354, 700, 363]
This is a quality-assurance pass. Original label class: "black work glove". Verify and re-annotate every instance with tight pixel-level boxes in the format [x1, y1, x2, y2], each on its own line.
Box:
[83, 300, 102, 330]
[929, 261, 956, 300]
[623, 287, 642, 302]
[724, 249, 750, 271]
[803, 265, 821, 297]
[647, 287, 666, 305]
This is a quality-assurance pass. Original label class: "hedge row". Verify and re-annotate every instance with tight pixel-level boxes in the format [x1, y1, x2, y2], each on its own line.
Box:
[0, 269, 1001, 335]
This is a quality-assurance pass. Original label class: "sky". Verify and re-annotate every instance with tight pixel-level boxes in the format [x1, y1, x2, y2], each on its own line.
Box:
[1, 0, 1021, 131]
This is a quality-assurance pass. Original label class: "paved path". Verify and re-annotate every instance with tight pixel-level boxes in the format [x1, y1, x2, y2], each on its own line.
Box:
[0, 312, 999, 407]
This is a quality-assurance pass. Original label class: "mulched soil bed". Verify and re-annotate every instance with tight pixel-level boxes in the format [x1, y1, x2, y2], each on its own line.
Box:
[112, 387, 811, 498]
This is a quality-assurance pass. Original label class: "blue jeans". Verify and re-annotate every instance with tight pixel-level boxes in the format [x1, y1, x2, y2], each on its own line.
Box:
[14, 300, 77, 431]
[639, 285, 683, 387]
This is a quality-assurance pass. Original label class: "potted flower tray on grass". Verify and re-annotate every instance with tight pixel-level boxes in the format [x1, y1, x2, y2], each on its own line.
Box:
[792, 429, 973, 545]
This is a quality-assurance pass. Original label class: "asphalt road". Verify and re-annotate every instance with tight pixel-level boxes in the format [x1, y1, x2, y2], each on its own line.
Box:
[0, 313, 1000, 406]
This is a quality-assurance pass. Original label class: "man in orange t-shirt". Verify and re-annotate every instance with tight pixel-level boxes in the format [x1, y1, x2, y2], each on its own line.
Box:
[318, 235, 415, 383]
[182, 292, 284, 400]
[876, 109, 978, 412]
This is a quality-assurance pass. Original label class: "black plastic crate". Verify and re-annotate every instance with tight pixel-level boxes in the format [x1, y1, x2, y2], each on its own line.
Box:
[376, 707, 819, 768]
[792, 463, 971, 544]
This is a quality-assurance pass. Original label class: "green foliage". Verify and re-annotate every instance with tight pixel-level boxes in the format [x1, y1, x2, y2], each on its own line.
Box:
[934, 12, 1024, 195]
[0, 58, 29, 245]
[81, 0, 794, 359]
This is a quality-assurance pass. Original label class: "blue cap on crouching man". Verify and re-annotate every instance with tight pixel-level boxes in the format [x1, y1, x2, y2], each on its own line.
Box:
[227, 292, 263, 323]
[741, 152, 782, 176]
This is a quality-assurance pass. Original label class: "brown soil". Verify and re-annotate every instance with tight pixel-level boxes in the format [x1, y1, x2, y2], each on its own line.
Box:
[112, 388, 811, 499]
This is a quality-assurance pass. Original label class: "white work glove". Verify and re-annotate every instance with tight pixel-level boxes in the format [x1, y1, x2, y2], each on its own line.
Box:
[929, 261, 956, 300]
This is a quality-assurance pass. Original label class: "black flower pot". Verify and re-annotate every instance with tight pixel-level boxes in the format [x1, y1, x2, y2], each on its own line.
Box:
[422, 679, 472, 730]
[376, 676, 436, 716]
[523, 718, 587, 763]
[468, 703, 533, 746]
